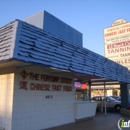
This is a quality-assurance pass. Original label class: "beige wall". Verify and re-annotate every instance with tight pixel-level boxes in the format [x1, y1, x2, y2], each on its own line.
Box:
[0, 65, 76, 130]
[0, 73, 14, 130]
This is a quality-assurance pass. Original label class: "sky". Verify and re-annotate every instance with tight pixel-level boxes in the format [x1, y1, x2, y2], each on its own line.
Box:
[0, 0, 130, 56]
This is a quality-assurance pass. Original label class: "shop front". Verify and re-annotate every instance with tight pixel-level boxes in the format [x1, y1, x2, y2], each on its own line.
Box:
[15, 66, 75, 129]
[0, 11, 130, 130]
[0, 65, 97, 130]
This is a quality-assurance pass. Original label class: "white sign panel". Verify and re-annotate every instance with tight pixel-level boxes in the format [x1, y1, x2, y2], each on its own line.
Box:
[104, 19, 130, 69]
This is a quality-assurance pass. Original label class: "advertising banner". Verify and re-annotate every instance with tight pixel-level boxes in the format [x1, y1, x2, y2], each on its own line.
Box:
[104, 19, 130, 69]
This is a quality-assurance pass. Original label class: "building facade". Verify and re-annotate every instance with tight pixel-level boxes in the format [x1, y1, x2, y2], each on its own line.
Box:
[0, 12, 130, 130]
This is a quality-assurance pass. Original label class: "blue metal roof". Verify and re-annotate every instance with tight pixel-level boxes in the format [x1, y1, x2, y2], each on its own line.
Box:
[0, 21, 16, 60]
[0, 20, 130, 83]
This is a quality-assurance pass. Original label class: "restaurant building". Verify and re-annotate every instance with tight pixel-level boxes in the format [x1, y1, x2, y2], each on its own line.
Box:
[0, 11, 130, 130]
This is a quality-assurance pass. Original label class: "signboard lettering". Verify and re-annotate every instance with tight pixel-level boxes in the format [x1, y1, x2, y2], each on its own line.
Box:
[19, 71, 72, 92]
[104, 19, 130, 69]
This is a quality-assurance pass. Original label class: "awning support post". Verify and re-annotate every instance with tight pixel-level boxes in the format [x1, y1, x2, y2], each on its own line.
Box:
[104, 82, 107, 115]
[88, 80, 91, 101]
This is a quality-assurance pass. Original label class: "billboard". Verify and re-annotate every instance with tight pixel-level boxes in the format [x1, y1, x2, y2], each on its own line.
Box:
[104, 19, 130, 69]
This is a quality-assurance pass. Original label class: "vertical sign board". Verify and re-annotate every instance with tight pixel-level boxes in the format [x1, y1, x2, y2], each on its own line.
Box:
[104, 19, 130, 70]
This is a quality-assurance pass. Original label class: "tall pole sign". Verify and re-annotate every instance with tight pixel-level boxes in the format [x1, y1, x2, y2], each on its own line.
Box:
[104, 19, 130, 69]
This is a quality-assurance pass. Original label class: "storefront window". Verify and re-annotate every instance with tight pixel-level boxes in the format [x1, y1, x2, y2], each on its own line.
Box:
[75, 82, 90, 101]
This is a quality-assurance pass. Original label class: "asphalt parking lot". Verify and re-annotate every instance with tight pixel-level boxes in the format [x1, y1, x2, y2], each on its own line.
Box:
[46, 111, 130, 130]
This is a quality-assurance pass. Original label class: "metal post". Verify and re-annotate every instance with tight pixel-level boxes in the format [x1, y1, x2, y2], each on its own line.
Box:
[104, 82, 107, 115]
[88, 80, 91, 101]
[101, 100, 103, 113]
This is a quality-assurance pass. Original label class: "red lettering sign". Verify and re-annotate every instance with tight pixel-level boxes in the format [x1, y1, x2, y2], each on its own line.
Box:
[20, 81, 28, 90]
[52, 85, 62, 91]
[20, 70, 28, 80]
[29, 73, 39, 80]
[30, 83, 50, 91]
[41, 75, 59, 82]
[63, 86, 72, 91]
[60, 78, 72, 84]
[20, 71, 73, 92]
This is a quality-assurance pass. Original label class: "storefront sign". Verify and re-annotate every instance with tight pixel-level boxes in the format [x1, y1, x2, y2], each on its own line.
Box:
[81, 83, 88, 89]
[74, 82, 81, 88]
[104, 19, 130, 69]
[20, 70, 72, 92]
[20, 70, 72, 83]
[74, 82, 88, 89]
[112, 19, 126, 26]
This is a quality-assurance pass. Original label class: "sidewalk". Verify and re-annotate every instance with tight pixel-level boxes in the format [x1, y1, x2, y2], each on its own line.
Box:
[46, 112, 130, 130]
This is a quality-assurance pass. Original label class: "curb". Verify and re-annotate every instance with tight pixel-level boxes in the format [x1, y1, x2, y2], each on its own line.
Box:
[120, 109, 130, 117]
